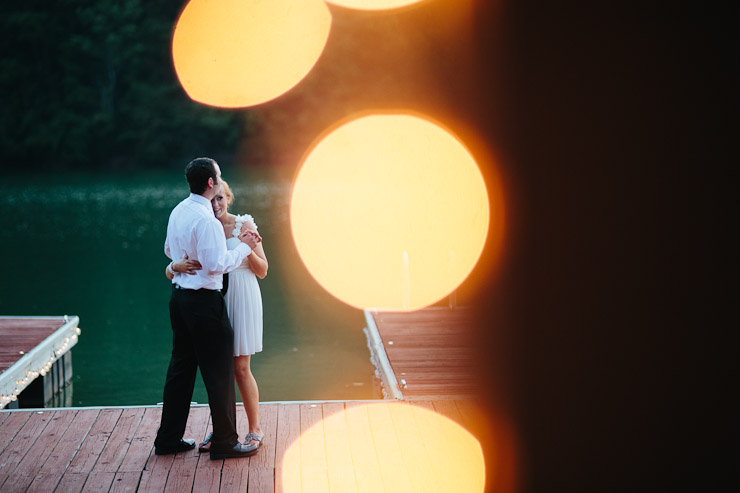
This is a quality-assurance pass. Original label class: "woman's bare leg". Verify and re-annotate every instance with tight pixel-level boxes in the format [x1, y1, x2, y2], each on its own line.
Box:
[234, 355, 262, 445]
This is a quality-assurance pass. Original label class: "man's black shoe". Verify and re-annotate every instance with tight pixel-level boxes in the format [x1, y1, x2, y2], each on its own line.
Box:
[154, 438, 196, 455]
[210, 442, 259, 460]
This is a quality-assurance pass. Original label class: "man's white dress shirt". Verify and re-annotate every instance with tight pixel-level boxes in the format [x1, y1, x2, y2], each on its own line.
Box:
[165, 193, 251, 290]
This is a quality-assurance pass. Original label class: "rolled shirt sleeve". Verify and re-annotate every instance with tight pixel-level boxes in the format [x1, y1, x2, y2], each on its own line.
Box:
[164, 237, 172, 260]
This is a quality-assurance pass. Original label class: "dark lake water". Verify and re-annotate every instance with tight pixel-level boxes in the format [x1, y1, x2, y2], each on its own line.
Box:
[0, 167, 379, 406]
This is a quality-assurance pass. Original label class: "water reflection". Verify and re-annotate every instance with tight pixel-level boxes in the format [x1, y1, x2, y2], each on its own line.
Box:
[0, 169, 378, 406]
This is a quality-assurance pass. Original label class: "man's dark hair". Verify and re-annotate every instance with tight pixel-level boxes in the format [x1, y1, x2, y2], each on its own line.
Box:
[185, 157, 218, 195]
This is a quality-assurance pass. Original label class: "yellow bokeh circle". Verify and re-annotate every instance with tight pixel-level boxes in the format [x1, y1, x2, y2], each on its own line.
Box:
[172, 0, 332, 108]
[280, 402, 486, 492]
[290, 113, 493, 311]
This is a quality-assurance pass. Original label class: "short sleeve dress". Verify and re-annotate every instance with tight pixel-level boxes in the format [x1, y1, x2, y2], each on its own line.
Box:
[224, 214, 263, 356]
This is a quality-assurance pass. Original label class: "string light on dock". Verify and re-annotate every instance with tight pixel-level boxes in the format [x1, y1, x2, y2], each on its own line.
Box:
[0, 324, 81, 409]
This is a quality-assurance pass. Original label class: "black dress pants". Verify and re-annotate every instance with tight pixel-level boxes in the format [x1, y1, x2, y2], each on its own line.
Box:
[154, 287, 238, 451]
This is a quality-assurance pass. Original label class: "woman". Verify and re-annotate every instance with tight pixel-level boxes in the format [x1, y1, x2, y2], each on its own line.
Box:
[167, 180, 268, 452]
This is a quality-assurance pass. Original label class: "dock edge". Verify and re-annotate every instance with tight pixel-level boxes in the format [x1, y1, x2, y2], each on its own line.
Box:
[363, 309, 403, 400]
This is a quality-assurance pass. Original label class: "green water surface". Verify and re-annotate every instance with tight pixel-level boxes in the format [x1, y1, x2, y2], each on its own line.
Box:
[0, 168, 378, 406]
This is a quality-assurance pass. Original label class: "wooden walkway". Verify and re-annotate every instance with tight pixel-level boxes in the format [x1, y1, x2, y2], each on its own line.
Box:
[0, 400, 488, 492]
[365, 308, 480, 400]
[1, 316, 80, 409]
[0, 317, 72, 372]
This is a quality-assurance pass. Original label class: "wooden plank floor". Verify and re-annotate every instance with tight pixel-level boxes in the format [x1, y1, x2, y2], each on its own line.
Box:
[0, 400, 488, 492]
[0, 317, 68, 372]
[370, 307, 481, 399]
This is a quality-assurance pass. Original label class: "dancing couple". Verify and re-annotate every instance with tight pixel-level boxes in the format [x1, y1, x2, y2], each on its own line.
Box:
[153, 157, 268, 459]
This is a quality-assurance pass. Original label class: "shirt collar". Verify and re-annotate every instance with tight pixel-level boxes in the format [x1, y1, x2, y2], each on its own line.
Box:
[188, 193, 213, 211]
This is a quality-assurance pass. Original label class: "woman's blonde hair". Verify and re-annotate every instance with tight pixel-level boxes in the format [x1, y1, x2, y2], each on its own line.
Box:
[220, 180, 234, 205]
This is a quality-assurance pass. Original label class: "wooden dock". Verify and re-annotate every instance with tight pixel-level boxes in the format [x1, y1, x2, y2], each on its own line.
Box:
[0, 308, 500, 491]
[364, 307, 480, 400]
[0, 316, 80, 409]
[0, 400, 490, 492]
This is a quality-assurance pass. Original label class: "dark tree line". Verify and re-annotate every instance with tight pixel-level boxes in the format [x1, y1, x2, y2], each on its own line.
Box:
[1, 0, 250, 171]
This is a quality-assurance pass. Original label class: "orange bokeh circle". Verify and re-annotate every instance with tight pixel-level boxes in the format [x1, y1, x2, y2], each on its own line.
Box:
[280, 402, 486, 492]
[172, 0, 331, 108]
[290, 112, 499, 311]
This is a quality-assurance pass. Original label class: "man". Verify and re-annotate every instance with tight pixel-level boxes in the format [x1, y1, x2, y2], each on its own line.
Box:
[154, 157, 261, 459]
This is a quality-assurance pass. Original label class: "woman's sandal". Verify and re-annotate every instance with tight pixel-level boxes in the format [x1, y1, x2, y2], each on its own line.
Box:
[198, 432, 213, 453]
[244, 432, 264, 450]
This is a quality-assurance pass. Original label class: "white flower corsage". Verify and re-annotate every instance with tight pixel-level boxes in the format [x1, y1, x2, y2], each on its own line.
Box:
[232, 214, 257, 237]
